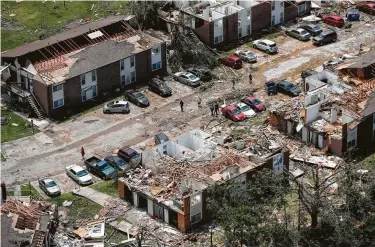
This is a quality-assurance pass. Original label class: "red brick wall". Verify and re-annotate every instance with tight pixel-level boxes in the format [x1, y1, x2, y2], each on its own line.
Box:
[32, 78, 50, 116]
[194, 20, 211, 46]
[251, 2, 271, 34]
[356, 114, 375, 153]
[284, 4, 298, 22]
[225, 13, 239, 44]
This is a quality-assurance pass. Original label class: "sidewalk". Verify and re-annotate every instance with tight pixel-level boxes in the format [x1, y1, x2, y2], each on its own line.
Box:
[72, 187, 111, 207]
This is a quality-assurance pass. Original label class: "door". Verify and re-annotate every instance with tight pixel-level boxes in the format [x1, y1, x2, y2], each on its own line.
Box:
[86, 88, 93, 100]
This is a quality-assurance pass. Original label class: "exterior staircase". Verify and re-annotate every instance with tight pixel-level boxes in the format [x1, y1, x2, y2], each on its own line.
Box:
[27, 94, 44, 120]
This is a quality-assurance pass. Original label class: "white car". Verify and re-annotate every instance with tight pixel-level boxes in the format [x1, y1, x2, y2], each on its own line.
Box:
[253, 39, 278, 54]
[173, 72, 201, 87]
[66, 165, 93, 185]
[236, 102, 256, 118]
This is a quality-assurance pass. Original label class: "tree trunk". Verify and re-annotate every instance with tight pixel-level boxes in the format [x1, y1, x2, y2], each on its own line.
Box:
[311, 210, 318, 228]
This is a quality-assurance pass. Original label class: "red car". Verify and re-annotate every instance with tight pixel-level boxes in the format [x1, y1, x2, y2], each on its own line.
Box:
[241, 96, 266, 112]
[356, 1, 375, 15]
[221, 104, 245, 121]
[220, 55, 242, 69]
[322, 14, 345, 28]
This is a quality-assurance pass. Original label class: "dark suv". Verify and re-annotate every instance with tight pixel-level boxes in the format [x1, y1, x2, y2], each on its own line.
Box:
[313, 29, 337, 46]
[149, 77, 172, 97]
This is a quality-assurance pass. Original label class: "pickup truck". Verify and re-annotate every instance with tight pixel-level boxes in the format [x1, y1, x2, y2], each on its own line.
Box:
[265, 81, 277, 96]
[85, 156, 116, 180]
[117, 146, 141, 167]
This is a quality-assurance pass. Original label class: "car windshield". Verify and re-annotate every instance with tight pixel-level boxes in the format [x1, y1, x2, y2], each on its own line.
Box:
[252, 99, 262, 105]
[107, 101, 115, 106]
[240, 105, 251, 111]
[269, 43, 277, 47]
[99, 163, 111, 171]
[245, 52, 255, 57]
[188, 74, 197, 80]
[318, 33, 324, 38]
[133, 92, 144, 98]
[313, 25, 320, 30]
[231, 109, 241, 115]
[46, 181, 57, 187]
[77, 170, 88, 177]
[286, 84, 296, 90]
[300, 30, 308, 35]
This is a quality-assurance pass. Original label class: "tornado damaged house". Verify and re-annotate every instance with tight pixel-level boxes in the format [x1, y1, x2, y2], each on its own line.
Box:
[1, 15, 166, 118]
[118, 129, 289, 232]
[158, 0, 311, 48]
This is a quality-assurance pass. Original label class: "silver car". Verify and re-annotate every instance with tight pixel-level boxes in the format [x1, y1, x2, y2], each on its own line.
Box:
[234, 50, 257, 63]
[38, 177, 61, 196]
[173, 72, 201, 87]
[285, 28, 311, 41]
[66, 165, 93, 185]
[103, 100, 130, 114]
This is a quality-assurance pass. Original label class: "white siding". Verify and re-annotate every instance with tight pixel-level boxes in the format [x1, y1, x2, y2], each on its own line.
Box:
[213, 18, 224, 44]
[133, 192, 138, 207]
[164, 208, 169, 224]
[120, 56, 136, 86]
[147, 199, 154, 216]
[271, 1, 284, 25]
[81, 70, 98, 102]
[190, 192, 203, 224]
[151, 45, 162, 71]
[238, 8, 251, 37]
[347, 127, 357, 149]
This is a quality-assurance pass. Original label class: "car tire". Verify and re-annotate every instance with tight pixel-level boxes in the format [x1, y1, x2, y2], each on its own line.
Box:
[122, 110, 128, 114]
[253, 44, 257, 49]
[104, 110, 110, 114]
[332, 38, 336, 42]
[266, 49, 270, 54]
[319, 41, 323, 46]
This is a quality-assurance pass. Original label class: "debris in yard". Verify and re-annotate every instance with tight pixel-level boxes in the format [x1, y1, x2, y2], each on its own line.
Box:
[11, 123, 18, 126]
[98, 208, 108, 216]
[62, 200, 73, 207]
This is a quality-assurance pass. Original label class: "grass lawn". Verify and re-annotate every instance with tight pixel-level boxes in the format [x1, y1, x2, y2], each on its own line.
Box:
[90, 180, 119, 197]
[1, 153, 6, 162]
[1, 109, 38, 143]
[50, 192, 103, 224]
[105, 225, 129, 246]
[1, 1, 129, 51]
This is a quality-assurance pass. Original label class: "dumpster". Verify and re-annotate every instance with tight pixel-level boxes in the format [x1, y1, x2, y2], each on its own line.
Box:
[346, 8, 360, 22]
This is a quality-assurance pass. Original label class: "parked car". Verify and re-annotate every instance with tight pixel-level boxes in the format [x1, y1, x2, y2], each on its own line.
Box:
[356, 1, 375, 15]
[155, 133, 169, 145]
[85, 156, 116, 180]
[312, 29, 337, 46]
[241, 96, 266, 112]
[186, 68, 212, 82]
[299, 24, 323, 36]
[104, 156, 130, 172]
[124, 89, 149, 107]
[234, 50, 257, 63]
[118, 146, 141, 166]
[276, 80, 302, 97]
[220, 55, 243, 69]
[38, 177, 61, 196]
[265, 81, 278, 96]
[103, 100, 130, 114]
[322, 14, 345, 28]
[323, 57, 345, 69]
[285, 28, 311, 41]
[253, 39, 278, 54]
[149, 77, 172, 96]
[235, 102, 256, 118]
[148, 77, 172, 97]
[173, 72, 201, 87]
[221, 104, 246, 122]
[66, 165, 93, 185]
[301, 69, 318, 80]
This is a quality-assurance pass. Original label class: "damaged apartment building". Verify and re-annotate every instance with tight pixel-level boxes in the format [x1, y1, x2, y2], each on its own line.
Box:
[158, 0, 311, 48]
[0, 200, 58, 247]
[1, 15, 166, 118]
[118, 129, 289, 233]
[270, 51, 375, 156]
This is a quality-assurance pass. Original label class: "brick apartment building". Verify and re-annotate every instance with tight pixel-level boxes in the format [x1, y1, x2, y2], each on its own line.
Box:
[159, 1, 311, 48]
[1, 15, 166, 118]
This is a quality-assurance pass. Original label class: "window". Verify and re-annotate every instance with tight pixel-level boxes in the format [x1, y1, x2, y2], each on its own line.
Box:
[121, 75, 126, 86]
[131, 71, 136, 82]
[120, 60, 124, 70]
[152, 61, 161, 71]
[298, 3, 306, 14]
[215, 19, 222, 27]
[53, 84, 63, 92]
[191, 212, 202, 224]
[247, 24, 251, 35]
[280, 12, 284, 23]
[53, 98, 64, 109]
[271, 1, 275, 10]
[91, 70, 96, 82]
[347, 127, 357, 149]
[130, 56, 135, 67]
[271, 15, 275, 26]
[92, 85, 97, 97]
[238, 28, 242, 38]
[81, 74, 86, 86]
[214, 35, 223, 44]
[247, 9, 250, 19]
[348, 139, 356, 149]
[152, 46, 160, 54]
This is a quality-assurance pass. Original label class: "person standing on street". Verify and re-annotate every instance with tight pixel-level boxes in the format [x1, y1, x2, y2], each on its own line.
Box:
[197, 97, 202, 108]
[180, 100, 184, 112]
[214, 102, 219, 116]
[359, 43, 363, 53]
[232, 79, 235, 90]
[210, 104, 214, 116]
[80, 146, 85, 160]
[249, 73, 252, 84]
